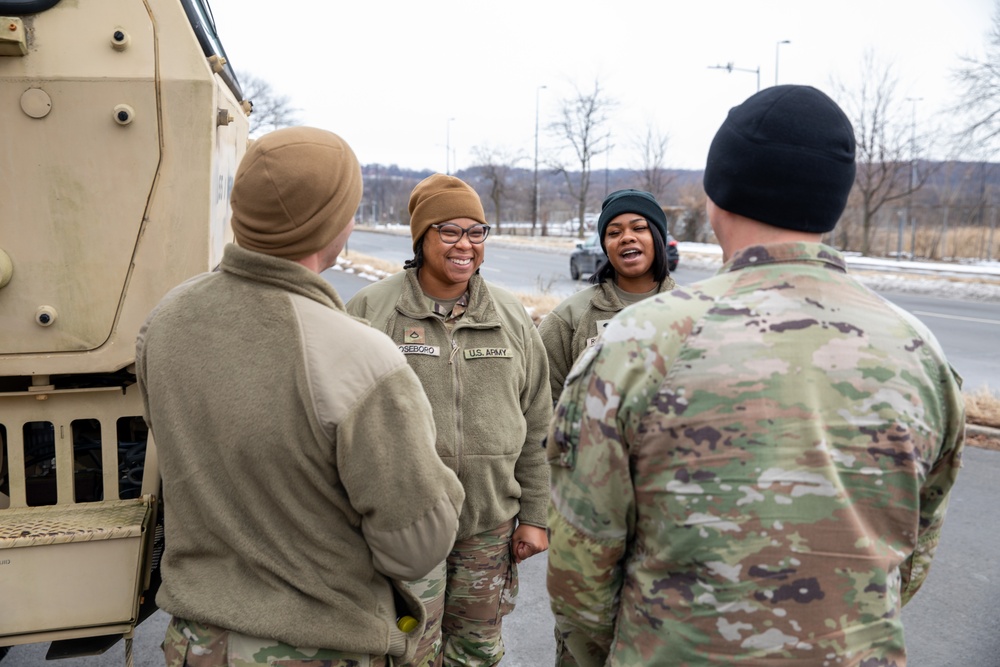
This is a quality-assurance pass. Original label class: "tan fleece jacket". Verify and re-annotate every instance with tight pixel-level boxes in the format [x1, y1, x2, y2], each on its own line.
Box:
[539, 278, 675, 403]
[346, 270, 551, 540]
[136, 244, 464, 659]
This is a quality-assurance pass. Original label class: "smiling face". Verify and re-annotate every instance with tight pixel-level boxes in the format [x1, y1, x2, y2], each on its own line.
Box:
[417, 217, 487, 299]
[604, 212, 657, 292]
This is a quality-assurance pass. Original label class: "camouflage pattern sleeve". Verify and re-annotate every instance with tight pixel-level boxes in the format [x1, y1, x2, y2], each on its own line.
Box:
[547, 341, 629, 667]
[546, 305, 688, 666]
[900, 360, 966, 604]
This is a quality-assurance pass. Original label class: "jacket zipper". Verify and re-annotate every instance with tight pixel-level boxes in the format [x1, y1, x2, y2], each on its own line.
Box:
[449, 336, 463, 478]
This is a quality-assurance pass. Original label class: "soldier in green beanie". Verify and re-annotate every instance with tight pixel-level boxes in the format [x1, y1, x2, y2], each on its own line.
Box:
[538, 188, 676, 404]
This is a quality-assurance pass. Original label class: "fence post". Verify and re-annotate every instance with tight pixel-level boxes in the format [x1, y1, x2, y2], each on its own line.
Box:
[897, 209, 905, 259]
[989, 206, 997, 262]
[941, 205, 950, 260]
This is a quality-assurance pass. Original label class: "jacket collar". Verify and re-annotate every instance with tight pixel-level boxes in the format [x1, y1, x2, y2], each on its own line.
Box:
[220, 243, 346, 311]
[591, 279, 674, 312]
[722, 242, 847, 275]
[397, 269, 500, 326]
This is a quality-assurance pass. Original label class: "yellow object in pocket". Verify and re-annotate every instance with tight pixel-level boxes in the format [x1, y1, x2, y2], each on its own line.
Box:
[396, 615, 419, 633]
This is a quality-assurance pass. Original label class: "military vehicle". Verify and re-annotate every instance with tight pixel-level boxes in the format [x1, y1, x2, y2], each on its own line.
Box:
[0, 0, 250, 662]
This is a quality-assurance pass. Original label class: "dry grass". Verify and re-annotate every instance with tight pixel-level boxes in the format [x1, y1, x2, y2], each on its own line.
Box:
[340, 250, 401, 276]
[964, 386, 1000, 430]
[838, 223, 1000, 261]
[517, 292, 562, 325]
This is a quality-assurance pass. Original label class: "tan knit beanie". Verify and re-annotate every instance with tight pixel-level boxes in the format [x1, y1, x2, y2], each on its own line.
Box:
[230, 126, 363, 260]
[408, 174, 487, 252]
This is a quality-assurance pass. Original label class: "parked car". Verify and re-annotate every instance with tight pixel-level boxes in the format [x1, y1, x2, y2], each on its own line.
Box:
[569, 232, 679, 280]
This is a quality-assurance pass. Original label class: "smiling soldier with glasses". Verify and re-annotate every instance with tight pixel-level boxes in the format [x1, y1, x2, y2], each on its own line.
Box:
[347, 174, 551, 667]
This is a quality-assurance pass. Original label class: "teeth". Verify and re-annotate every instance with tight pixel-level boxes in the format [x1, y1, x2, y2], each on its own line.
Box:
[451, 258, 471, 265]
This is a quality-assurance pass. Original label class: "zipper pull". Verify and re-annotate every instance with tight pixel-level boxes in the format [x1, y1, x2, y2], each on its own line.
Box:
[449, 339, 460, 364]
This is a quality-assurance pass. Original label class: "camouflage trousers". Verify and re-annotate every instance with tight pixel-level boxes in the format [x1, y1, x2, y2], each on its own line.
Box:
[162, 616, 390, 667]
[398, 520, 518, 667]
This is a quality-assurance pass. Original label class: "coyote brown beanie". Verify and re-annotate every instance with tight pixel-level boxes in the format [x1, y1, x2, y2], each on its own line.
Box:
[596, 189, 668, 253]
[230, 126, 363, 260]
[703, 85, 856, 233]
[408, 174, 487, 252]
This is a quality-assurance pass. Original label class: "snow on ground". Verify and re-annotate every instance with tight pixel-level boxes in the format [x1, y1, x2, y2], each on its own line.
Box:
[675, 242, 1000, 302]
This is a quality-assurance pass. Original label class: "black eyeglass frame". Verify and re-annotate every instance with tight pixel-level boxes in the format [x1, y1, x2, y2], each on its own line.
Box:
[429, 222, 491, 244]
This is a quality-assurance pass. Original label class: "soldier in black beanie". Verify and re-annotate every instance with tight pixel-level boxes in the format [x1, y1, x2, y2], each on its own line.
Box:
[546, 84, 965, 667]
[703, 84, 856, 246]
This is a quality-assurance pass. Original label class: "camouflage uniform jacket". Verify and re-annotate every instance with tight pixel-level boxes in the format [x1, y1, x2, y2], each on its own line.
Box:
[547, 242, 965, 666]
[347, 269, 551, 540]
[539, 278, 675, 403]
[137, 244, 464, 658]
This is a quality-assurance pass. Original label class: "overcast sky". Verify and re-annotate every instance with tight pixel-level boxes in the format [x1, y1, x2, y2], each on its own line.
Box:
[207, 0, 994, 172]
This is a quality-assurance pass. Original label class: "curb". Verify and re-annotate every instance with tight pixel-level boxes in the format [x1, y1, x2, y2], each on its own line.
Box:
[967, 423, 1000, 438]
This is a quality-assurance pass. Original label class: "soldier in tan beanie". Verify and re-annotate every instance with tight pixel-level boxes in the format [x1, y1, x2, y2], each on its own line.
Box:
[137, 130, 464, 666]
[230, 125, 363, 262]
[347, 174, 551, 667]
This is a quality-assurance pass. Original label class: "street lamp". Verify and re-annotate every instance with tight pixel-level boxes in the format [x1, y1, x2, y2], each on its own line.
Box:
[446, 117, 455, 175]
[775, 40, 790, 86]
[901, 97, 922, 259]
[532, 85, 546, 236]
[708, 62, 760, 92]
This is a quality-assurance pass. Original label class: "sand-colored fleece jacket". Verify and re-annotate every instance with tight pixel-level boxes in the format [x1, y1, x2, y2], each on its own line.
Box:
[346, 269, 551, 540]
[539, 278, 675, 403]
[136, 244, 464, 659]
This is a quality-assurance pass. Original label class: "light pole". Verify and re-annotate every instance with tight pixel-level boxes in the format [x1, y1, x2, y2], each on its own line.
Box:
[775, 40, 790, 86]
[446, 117, 455, 175]
[708, 62, 760, 92]
[532, 85, 546, 236]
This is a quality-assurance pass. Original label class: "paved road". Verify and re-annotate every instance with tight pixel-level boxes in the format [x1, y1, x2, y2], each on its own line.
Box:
[7, 237, 998, 665]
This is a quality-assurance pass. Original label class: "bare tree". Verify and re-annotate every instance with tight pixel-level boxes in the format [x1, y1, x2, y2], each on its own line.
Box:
[470, 145, 525, 234]
[238, 71, 302, 137]
[833, 50, 929, 255]
[549, 79, 617, 237]
[631, 122, 674, 201]
[675, 183, 710, 243]
[954, 3, 1000, 156]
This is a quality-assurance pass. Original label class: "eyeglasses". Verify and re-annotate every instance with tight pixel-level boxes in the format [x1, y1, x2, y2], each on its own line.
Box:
[430, 223, 491, 244]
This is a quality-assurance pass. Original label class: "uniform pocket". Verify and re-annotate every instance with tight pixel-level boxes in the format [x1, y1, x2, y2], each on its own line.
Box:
[498, 557, 518, 620]
[161, 618, 190, 666]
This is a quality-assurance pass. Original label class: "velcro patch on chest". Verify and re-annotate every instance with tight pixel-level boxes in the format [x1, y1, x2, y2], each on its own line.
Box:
[587, 319, 614, 348]
[398, 344, 440, 356]
[404, 327, 426, 345]
[463, 347, 513, 360]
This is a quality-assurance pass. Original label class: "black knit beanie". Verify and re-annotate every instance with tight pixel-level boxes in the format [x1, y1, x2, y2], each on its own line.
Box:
[703, 85, 856, 233]
[597, 189, 668, 252]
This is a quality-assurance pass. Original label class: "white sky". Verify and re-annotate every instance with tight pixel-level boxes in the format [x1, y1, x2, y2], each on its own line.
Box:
[207, 0, 994, 172]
